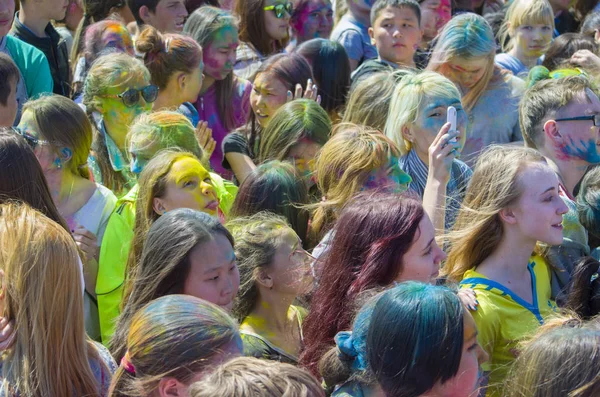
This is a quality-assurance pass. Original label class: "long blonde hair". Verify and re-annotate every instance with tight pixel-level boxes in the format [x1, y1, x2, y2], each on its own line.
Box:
[442, 145, 547, 283]
[0, 202, 104, 397]
[498, 0, 554, 53]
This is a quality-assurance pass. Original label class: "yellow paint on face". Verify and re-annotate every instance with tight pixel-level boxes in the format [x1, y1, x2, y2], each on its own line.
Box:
[169, 157, 211, 185]
[164, 156, 218, 215]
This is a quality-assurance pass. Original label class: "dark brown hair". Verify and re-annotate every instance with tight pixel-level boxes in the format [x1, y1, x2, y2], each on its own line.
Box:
[0, 53, 19, 106]
[235, 0, 288, 56]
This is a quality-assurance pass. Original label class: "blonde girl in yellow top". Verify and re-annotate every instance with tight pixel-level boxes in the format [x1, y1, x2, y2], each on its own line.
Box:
[442, 145, 568, 396]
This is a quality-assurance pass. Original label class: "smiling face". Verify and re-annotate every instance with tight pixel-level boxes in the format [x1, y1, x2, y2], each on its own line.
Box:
[183, 234, 240, 310]
[445, 56, 490, 90]
[250, 73, 289, 127]
[0, 0, 15, 37]
[369, 6, 422, 66]
[100, 25, 134, 56]
[264, 0, 292, 41]
[511, 23, 553, 58]
[203, 26, 239, 81]
[153, 157, 219, 217]
[292, 0, 333, 42]
[145, 0, 188, 33]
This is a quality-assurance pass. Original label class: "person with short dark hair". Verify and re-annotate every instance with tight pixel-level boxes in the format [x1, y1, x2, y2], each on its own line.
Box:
[127, 0, 188, 33]
[0, 53, 19, 127]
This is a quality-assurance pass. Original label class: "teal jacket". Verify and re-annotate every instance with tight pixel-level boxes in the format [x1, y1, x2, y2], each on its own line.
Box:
[4, 35, 53, 98]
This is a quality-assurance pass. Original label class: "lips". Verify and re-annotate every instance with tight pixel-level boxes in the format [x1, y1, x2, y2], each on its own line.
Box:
[551, 222, 563, 230]
[205, 200, 219, 212]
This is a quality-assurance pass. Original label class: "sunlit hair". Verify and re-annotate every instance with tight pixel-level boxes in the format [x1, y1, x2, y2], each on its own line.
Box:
[310, 123, 401, 238]
[505, 325, 600, 397]
[136, 25, 202, 90]
[343, 70, 401, 132]
[184, 6, 240, 131]
[257, 99, 331, 164]
[109, 295, 242, 397]
[519, 73, 595, 149]
[384, 70, 461, 154]
[231, 161, 310, 243]
[235, 0, 288, 56]
[300, 192, 425, 375]
[0, 202, 106, 396]
[83, 53, 151, 194]
[542, 33, 598, 72]
[189, 356, 325, 397]
[498, 0, 554, 53]
[111, 209, 235, 362]
[427, 13, 500, 112]
[22, 95, 93, 179]
[227, 212, 294, 322]
[442, 145, 547, 283]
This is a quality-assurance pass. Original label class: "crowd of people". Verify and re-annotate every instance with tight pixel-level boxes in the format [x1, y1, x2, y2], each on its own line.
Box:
[2, 0, 600, 395]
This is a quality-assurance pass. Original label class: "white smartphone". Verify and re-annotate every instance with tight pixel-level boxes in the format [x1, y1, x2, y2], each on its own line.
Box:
[447, 106, 457, 143]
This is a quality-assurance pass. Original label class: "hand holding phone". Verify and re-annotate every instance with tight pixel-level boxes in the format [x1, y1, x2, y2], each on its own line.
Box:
[447, 106, 457, 143]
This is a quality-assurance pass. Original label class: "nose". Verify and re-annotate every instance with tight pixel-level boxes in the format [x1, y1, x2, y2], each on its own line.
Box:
[435, 243, 447, 264]
[478, 344, 489, 365]
[393, 28, 401, 38]
[221, 275, 233, 296]
[557, 199, 568, 216]
[201, 181, 216, 197]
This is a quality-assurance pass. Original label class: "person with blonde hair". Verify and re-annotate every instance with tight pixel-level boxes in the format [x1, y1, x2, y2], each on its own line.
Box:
[0, 202, 116, 396]
[384, 70, 472, 230]
[442, 145, 568, 396]
[188, 357, 325, 397]
[227, 212, 313, 364]
[495, 0, 554, 79]
[428, 13, 524, 165]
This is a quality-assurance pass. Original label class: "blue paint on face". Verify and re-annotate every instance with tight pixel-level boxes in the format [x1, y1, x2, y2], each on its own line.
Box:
[560, 137, 600, 164]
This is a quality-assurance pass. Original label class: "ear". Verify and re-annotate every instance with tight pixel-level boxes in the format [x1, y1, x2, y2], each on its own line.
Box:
[157, 377, 187, 397]
[368, 27, 375, 45]
[139, 5, 152, 24]
[499, 207, 518, 225]
[177, 72, 188, 91]
[153, 197, 167, 215]
[254, 267, 273, 289]
[61, 148, 73, 163]
[543, 119, 564, 147]
[401, 125, 414, 144]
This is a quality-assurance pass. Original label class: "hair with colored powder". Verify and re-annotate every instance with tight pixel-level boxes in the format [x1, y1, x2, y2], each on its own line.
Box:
[234, 0, 288, 56]
[384, 70, 462, 155]
[505, 326, 600, 397]
[22, 95, 93, 180]
[256, 99, 331, 164]
[136, 25, 203, 90]
[498, 0, 554, 53]
[246, 54, 314, 152]
[0, 53, 19, 107]
[189, 356, 325, 397]
[300, 192, 425, 376]
[309, 123, 401, 239]
[295, 38, 351, 120]
[127, 110, 207, 170]
[343, 70, 401, 132]
[542, 33, 598, 72]
[427, 13, 501, 112]
[83, 53, 151, 195]
[580, 11, 600, 37]
[442, 145, 547, 283]
[370, 0, 422, 26]
[111, 208, 235, 362]
[320, 282, 465, 396]
[0, 128, 70, 233]
[184, 6, 240, 131]
[230, 161, 310, 244]
[519, 72, 595, 149]
[578, 167, 600, 251]
[0, 202, 107, 397]
[109, 294, 242, 397]
[227, 212, 294, 322]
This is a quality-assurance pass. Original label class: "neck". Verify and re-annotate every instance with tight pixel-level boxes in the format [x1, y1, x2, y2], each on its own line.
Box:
[397, 57, 416, 69]
[103, 115, 129, 150]
[348, 9, 370, 27]
[480, 230, 537, 277]
[18, 7, 49, 37]
[200, 75, 216, 95]
[45, 170, 75, 212]
[541, 150, 587, 196]
[508, 47, 539, 69]
[152, 91, 182, 112]
[415, 148, 429, 165]
[251, 289, 296, 333]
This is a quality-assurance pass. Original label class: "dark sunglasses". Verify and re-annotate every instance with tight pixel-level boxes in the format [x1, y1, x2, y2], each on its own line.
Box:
[13, 127, 53, 149]
[264, 2, 293, 18]
[101, 85, 159, 107]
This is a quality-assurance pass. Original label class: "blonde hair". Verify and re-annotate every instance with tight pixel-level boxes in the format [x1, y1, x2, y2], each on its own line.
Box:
[310, 123, 401, 238]
[188, 356, 325, 397]
[427, 13, 501, 112]
[499, 0, 554, 53]
[442, 145, 547, 283]
[0, 202, 105, 397]
[384, 70, 462, 154]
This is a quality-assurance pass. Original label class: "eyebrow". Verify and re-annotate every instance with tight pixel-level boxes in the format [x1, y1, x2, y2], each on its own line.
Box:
[424, 101, 460, 111]
[540, 186, 555, 195]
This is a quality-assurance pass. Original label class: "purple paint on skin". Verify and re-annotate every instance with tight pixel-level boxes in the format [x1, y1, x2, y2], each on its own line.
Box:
[292, 0, 333, 40]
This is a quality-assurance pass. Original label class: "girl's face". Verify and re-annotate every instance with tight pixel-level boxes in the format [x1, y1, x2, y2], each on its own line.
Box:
[183, 234, 240, 310]
[264, 0, 292, 41]
[511, 23, 553, 58]
[250, 73, 289, 127]
[180, 60, 204, 103]
[292, 0, 333, 42]
[268, 229, 314, 296]
[432, 311, 489, 396]
[419, 0, 451, 41]
[397, 214, 446, 283]
[153, 157, 219, 217]
[445, 56, 490, 90]
[403, 94, 467, 161]
[509, 163, 568, 246]
[17, 110, 59, 173]
[100, 25, 134, 56]
[203, 26, 239, 81]
[362, 156, 412, 193]
[287, 138, 322, 187]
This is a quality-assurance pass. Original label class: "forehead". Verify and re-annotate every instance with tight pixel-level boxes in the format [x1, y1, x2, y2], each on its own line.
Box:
[209, 26, 239, 45]
[517, 163, 557, 194]
[421, 94, 461, 110]
[157, 0, 184, 6]
[253, 73, 285, 89]
[107, 71, 149, 93]
[376, 6, 419, 22]
[303, 0, 332, 12]
[448, 57, 488, 71]
[168, 157, 207, 176]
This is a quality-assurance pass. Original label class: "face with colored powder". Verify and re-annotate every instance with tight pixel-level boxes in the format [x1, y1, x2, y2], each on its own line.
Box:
[419, 0, 451, 42]
[445, 56, 490, 91]
[362, 156, 411, 193]
[183, 234, 240, 310]
[153, 157, 220, 217]
[551, 88, 600, 164]
[203, 26, 239, 81]
[511, 22, 553, 58]
[403, 94, 467, 163]
[292, 0, 333, 42]
[369, 6, 422, 66]
[100, 25, 134, 56]
[250, 73, 289, 127]
[267, 229, 313, 296]
[287, 138, 322, 187]
[17, 110, 61, 173]
[264, 0, 292, 41]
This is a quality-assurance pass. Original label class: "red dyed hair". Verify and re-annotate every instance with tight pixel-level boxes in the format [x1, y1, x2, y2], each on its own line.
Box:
[300, 192, 424, 376]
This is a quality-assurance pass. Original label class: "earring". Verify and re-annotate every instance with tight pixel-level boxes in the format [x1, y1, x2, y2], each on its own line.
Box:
[54, 158, 62, 169]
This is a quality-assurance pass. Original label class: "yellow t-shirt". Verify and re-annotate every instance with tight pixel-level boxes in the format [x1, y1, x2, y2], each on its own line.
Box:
[459, 254, 557, 397]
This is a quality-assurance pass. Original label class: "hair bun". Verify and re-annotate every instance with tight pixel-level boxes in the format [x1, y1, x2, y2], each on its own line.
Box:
[136, 25, 165, 56]
[335, 331, 358, 360]
[526, 66, 551, 88]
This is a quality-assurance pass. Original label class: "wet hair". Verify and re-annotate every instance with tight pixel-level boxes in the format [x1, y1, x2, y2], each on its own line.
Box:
[370, 0, 421, 26]
[235, 0, 288, 56]
[0, 53, 19, 107]
[542, 33, 598, 72]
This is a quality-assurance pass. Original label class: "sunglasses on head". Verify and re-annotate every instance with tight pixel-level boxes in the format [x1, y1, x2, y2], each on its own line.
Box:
[13, 127, 52, 150]
[264, 2, 293, 18]
[102, 85, 159, 107]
